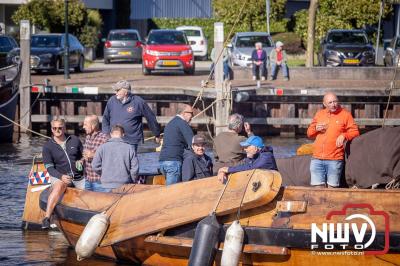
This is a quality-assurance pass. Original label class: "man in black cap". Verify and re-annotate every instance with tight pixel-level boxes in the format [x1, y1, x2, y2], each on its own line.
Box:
[182, 134, 213, 182]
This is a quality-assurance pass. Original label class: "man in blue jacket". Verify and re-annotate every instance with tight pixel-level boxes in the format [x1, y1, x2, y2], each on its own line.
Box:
[217, 135, 278, 182]
[182, 135, 213, 182]
[102, 80, 161, 152]
[159, 104, 194, 185]
[42, 118, 83, 229]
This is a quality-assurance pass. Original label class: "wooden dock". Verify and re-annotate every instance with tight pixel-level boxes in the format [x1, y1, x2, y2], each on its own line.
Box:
[26, 67, 400, 136]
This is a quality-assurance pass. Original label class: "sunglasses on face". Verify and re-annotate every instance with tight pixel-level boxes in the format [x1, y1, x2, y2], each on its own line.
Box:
[52, 127, 64, 131]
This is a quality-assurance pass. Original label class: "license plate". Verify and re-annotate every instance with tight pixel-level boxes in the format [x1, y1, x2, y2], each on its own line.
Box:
[343, 59, 359, 64]
[118, 51, 131, 55]
[162, 60, 178, 66]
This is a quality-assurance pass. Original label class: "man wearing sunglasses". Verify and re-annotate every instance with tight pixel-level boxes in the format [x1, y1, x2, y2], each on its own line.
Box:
[41, 118, 83, 229]
[159, 104, 194, 185]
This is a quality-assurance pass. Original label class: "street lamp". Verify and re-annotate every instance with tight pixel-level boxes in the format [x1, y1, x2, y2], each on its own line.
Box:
[64, 0, 70, 79]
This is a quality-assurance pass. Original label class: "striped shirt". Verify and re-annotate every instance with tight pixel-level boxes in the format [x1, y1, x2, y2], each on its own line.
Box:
[83, 131, 109, 182]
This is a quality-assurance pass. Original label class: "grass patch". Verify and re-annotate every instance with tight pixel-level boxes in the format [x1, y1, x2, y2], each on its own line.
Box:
[84, 60, 93, 68]
[287, 53, 321, 67]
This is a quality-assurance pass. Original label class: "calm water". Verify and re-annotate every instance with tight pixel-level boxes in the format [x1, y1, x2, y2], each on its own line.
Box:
[0, 135, 309, 265]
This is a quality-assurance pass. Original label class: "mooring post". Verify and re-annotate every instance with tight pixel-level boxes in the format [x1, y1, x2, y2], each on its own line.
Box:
[19, 20, 31, 133]
[214, 22, 229, 135]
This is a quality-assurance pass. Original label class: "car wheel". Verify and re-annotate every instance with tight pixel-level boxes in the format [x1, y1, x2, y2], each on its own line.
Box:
[104, 58, 110, 64]
[52, 58, 62, 74]
[75, 56, 84, 73]
[184, 66, 195, 75]
[142, 63, 151, 75]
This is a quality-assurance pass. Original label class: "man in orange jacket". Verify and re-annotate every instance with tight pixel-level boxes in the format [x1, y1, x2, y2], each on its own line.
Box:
[307, 92, 359, 188]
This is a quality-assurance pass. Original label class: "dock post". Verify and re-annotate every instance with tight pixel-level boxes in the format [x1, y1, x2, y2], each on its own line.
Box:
[19, 20, 31, 133]
[214, 22, 229, 135]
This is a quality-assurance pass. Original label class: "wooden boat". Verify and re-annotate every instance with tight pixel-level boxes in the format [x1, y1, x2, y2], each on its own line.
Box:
[34, 169, 400, 265]
[0, 63, 21, 143]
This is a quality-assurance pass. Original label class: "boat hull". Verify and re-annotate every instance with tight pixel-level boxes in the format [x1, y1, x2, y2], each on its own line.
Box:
[0, 64, 20, 143]
[37, 171, 400, 265]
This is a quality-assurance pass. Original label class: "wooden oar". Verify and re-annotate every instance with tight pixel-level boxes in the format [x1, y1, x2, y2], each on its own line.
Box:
[99, 169, 282, 246]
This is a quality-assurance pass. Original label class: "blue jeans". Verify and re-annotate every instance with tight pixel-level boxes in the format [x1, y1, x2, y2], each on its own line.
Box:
[210, 62, 230, 80]
[271, 62, 288, 79]
[310, 158, 344, 187]
[252, 61, 267, 79]
[159, 161, 182, 185]
[85, 180, 111, 192]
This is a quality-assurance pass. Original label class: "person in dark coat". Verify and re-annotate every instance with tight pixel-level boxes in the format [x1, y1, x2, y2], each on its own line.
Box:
[102, 80, 161, 153]
[159, 104, 194, 185]
[217, 136, 277, 182]
[251, 42, 267, 81]
[182, 135, 213, 182]
[42, 118, 83, 229]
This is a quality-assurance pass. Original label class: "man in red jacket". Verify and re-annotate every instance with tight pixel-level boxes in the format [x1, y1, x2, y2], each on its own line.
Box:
[307, 92, 359, 188]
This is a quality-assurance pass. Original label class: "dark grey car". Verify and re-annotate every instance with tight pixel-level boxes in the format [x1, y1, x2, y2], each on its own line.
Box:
[384, 36, 400, 66]
[318, 29, 375, 67]
[103, 29, 142, 64]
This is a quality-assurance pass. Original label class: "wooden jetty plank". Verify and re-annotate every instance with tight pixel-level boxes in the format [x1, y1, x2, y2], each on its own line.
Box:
[99, 170, 282, 246]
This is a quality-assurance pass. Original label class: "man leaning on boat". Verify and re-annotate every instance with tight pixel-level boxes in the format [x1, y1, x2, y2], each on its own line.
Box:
[307, 92, 360, 188]
[41, 118, 84, 229]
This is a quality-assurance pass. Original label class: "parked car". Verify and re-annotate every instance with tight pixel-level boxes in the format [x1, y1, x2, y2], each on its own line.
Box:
[142, 29, 195, 75]
[227, 32, 274, 68]
[176, 26, 208, 60]
[0, 35, 18, 68]
[318, 29, 375, 67]
[383, 36, 400, 66]
[103, 29, 142, 64]
[7, 33, 85, 73]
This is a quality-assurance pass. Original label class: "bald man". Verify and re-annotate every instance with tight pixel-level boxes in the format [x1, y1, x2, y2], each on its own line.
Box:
[159, 104, 194, 185]
[307, 92, 359, 188]
[82, 115, 109, 192]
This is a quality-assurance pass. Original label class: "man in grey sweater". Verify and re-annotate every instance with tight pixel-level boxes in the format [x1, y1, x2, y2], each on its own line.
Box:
[92, 125, 139, 191]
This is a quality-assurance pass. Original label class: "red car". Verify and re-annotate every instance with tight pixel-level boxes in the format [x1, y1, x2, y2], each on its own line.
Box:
[142, 29, 195, 75]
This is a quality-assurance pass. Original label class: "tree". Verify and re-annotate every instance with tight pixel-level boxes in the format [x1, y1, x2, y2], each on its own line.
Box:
[213, 0, 288, 37]
[12, 0, 87, 34]
[294, 0, 392, 49]
[306, 0, 319, 67]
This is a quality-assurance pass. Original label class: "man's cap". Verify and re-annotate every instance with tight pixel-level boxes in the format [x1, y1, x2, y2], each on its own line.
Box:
[240, 136, 264, 148]
[275, 41, 284, 48]
[112, 80, 131, 91]
[192, 134, 207, 145]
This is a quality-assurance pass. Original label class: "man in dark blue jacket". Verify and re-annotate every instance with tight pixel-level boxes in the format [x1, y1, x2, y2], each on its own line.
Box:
[251, 42, 267, 81]
[217, 135, 278, 182]
[102, 80, 161, 152]
[42, 118, 83, 229]
[159, 104, 194, 185]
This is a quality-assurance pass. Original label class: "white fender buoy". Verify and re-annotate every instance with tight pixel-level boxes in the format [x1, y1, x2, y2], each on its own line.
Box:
[220, 220, 244, 266]
[75, 212, 109, 261]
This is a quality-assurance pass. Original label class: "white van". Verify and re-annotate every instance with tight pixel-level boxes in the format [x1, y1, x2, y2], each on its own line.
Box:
[176, 26, 208, 60]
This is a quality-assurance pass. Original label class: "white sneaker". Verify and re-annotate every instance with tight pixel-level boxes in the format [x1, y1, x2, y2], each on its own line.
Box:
[252, 76, 256, 81]
[261, 76, 266, 81]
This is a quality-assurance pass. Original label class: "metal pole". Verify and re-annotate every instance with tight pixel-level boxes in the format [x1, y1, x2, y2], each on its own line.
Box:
[64, 0, 70, 79]
[266, 0, 270, 34]
[375, 0, 384, 65]
[19, 20, 31, 132]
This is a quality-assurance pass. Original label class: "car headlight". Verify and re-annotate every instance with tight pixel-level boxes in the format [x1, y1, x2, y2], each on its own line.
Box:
[362, 50, 374, 56]
[40, 53, 53, 58]
[145, 49, 159, 56]
[180, 50, 192, 56]
[326, 50, 339, 56]
[235, 52, 243, 60]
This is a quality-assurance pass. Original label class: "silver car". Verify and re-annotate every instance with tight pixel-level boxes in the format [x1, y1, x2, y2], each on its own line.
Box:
[384, 36, 400, 66]
[227, 32, 274, 68]
[103, 29, 142, 64]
